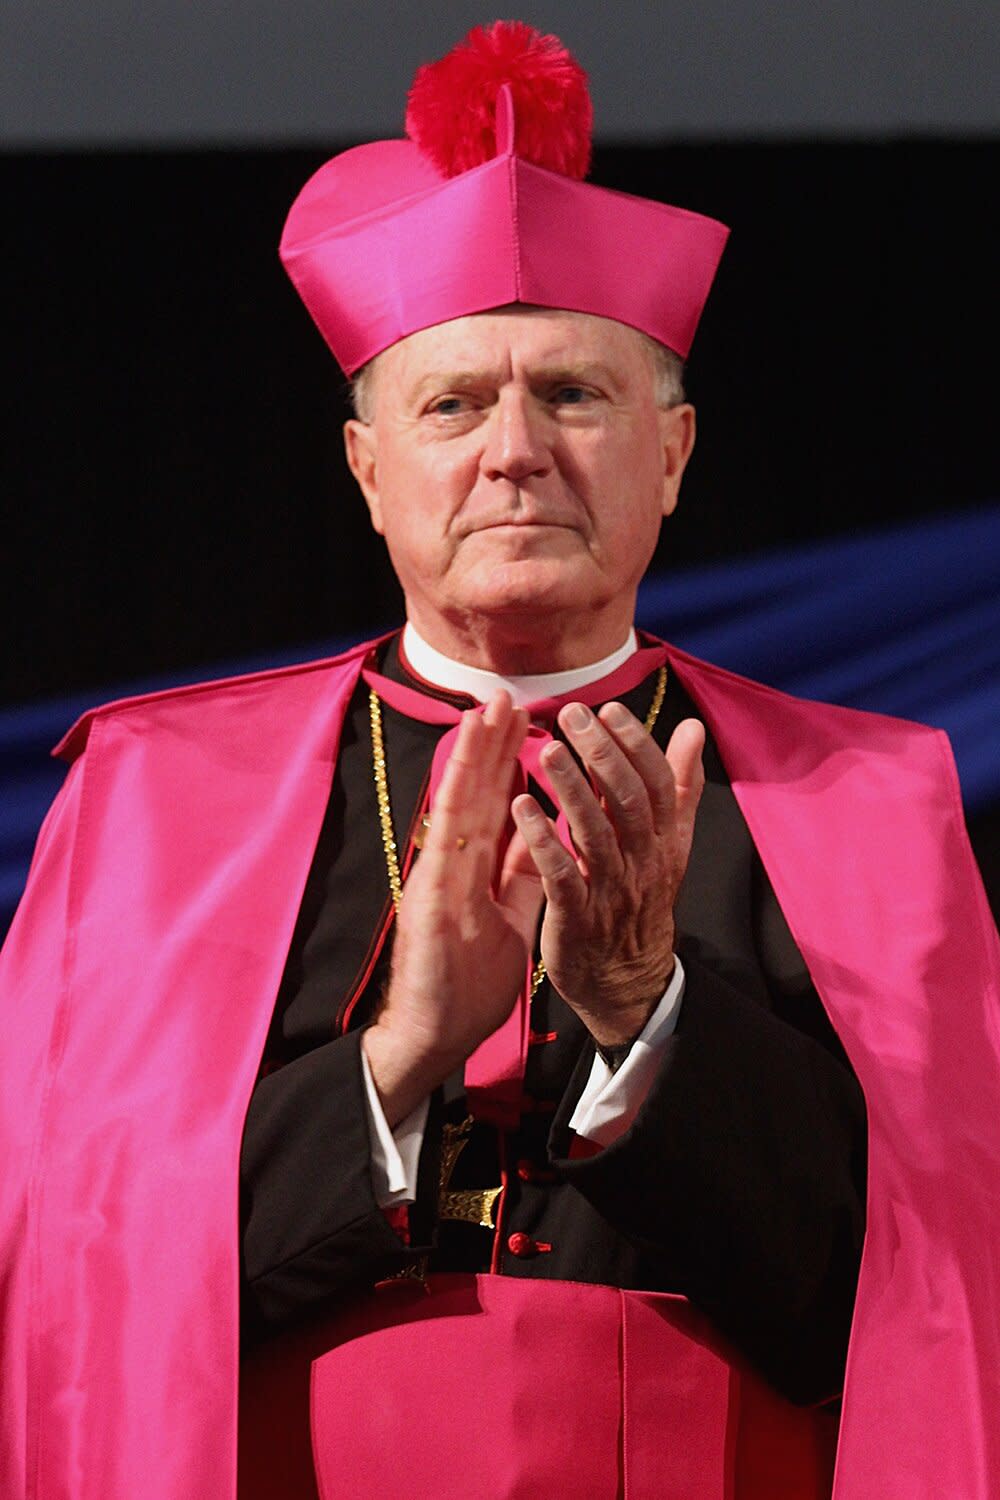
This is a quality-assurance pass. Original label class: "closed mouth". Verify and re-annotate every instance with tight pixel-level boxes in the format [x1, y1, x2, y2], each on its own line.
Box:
[478, 520, 573, 531]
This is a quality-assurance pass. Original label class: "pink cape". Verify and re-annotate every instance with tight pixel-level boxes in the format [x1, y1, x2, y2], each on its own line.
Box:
[1, 637, 998, 1498]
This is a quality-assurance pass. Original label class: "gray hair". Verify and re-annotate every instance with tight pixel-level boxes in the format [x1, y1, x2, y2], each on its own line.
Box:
[349, 323, 685, 423]
[639, 334, 686, 409]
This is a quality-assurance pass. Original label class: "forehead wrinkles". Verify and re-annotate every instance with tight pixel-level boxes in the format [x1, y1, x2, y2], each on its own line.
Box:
[407, 359, 513, 404]
[380, 309, 651, 407]
[393, 334, 512, 405]
[410, 360, 625, 402]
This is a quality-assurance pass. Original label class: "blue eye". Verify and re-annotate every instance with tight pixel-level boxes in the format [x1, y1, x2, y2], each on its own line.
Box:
[554, 386, 590, 405]
[431, 397, 467, 415]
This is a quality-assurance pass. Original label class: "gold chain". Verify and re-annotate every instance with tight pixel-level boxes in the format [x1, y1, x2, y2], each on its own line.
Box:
[643, 663, 668, 740]
[368, 665, 668, 994]
[370, 688, 404, 911]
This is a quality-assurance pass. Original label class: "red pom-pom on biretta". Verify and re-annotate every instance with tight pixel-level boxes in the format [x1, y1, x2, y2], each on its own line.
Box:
[406, 20, 592, 180]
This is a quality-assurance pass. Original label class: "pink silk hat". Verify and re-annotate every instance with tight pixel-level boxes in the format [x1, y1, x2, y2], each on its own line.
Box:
[279, 21, 730, 375]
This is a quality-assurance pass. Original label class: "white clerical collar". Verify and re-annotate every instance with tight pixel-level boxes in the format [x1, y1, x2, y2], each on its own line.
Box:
[401, 623, 638, 708]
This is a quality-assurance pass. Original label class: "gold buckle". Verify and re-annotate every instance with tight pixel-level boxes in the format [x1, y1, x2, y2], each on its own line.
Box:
[439, 1186, 503, 1229]
[438, 1117, 503, 1229]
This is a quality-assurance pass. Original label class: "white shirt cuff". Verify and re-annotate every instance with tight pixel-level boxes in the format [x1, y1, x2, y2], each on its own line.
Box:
[361, 1042, 430, 1207]
[361, 959, 684, 1198]
[567, 958, 686, 1149]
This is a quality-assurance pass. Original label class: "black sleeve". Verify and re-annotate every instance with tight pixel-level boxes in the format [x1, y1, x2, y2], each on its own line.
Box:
[548, 951, 867, 1405]
[239, 1028, 441, 1340]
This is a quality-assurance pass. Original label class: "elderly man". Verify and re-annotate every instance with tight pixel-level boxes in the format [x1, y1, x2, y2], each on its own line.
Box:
[350, 312, 709, 1122]
[2, 21, 998, 1500]
[237, 301, 865, 1490]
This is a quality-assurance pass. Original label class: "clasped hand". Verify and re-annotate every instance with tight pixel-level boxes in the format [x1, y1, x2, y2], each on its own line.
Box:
[363, 691, 704, 1126]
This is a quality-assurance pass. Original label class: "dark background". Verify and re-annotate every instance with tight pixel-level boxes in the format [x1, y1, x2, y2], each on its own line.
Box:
[4, 139, 996, 705]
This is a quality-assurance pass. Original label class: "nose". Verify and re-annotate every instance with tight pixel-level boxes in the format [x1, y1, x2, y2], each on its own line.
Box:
[479, 389, 553, 484]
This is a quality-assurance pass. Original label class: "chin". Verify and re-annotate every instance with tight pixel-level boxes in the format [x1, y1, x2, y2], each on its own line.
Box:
[461, 558, 597, 616]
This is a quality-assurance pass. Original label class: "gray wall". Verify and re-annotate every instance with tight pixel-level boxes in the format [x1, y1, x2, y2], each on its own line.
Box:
[3, 0, 997, 146]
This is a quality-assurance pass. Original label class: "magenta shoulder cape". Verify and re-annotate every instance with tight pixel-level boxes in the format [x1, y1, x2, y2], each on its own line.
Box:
[1, 637, 997, 1498]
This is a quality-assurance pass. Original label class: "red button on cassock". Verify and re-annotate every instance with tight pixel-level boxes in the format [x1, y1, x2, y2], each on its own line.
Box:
[505, 1232, 552, 1258]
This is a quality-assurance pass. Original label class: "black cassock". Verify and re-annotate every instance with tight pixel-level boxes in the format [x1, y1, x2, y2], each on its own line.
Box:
[240, 634, 866, 1405]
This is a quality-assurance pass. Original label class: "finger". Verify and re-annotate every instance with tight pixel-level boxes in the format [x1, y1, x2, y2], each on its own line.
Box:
[420, 699, 530, 899]
[664, 718, 706, 853]
[472, 690, 514, 785]
[423, 711, 504, 870]
[429, 696, 518, 832]
[477, 694, 530, 815]
[555, 702, 654, 857]
[496, 825, 546, 943]
[499, 700, 530, 767]
[510, 794, 588, 915]
[427, 709, 484, 822]
[538, 739, 623, 877]
[597, 700, 678, 837]
[417, 711, 486, 880]
[483, 698, 530, 844]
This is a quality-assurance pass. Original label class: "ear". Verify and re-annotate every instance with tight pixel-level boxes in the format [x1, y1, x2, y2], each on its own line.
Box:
[658, 403, 696, 518]
[343, 419, 384, 534]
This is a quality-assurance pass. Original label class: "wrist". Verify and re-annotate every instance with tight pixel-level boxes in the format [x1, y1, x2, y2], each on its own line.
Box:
[571, 957, 677, 1050]
[584, 1001, 658, 1051]
[362, 1018, 461, 1130]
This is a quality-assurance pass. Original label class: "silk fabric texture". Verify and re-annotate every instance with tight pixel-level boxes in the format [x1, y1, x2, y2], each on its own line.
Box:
[280, 84, 729, 374]
[1, 635, 998, 1497]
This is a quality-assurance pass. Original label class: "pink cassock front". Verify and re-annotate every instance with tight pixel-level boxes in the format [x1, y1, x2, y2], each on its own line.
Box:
[1, 636, 998, 1498]
[238, 1274, 839, 1499]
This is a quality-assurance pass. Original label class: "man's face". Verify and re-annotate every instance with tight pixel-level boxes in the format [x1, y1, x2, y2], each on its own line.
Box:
[344, 308, 695, 659]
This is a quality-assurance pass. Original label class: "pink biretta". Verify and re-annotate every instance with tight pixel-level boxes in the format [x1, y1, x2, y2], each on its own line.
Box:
[279, 21, 729, 374]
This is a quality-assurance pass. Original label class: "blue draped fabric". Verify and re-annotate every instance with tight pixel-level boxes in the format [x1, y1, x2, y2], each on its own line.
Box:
[3, 506, 998, 932]
[638, 506, 1000, 808]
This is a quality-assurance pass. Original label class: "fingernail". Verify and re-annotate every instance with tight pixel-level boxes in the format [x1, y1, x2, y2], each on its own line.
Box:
[604, 702, 630, 728]
[564, 703, 589, 730]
